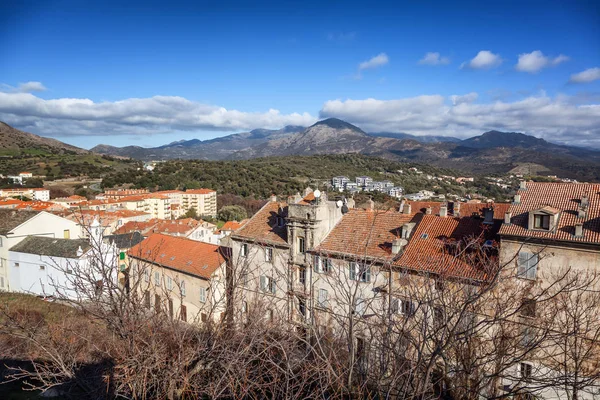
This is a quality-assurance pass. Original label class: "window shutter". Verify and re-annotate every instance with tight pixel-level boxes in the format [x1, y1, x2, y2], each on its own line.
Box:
[528, 254, 538, 280]
[260, 275, 266, 291]
[365, 266, 371, 282]
[326, 258, 332, 272]
[391, 298, 399, 314]
[349, 262, 356, 280]
[271, 279, 276, 294]
[517, 252, 528, 277]
[314, 255, 320, 272]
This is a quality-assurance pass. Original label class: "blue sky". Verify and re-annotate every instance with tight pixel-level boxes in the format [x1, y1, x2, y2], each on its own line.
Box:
[1, 0, 599, 148]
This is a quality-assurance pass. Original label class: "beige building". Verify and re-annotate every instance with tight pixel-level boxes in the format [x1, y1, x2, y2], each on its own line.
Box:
[180, 189, 217, 218]
[121, 194, 172, 220]
[128, 233, 228, 324]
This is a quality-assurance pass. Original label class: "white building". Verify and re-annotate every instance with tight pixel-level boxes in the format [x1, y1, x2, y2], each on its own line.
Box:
[0, 210, 82, 291]
[332, 176, 350, 190]
[355, 176, 373, 188]
[0, 188, 50, 201]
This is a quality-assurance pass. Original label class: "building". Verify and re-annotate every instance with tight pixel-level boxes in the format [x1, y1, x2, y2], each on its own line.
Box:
[180, 189, 217, 218]
[0, 188, 50, 201]
[9, 236, 92, 297]
[50, 195, 88, 208]
[355, 176, 373, 188]
[114, 218, 216, 241]
[0, 199, 25, 209]
[0, 210, 81, 291]
[128, 233, 229, 323]
[332, 176, 350, 190]
[102, 189, 149, 199]
[121, 194, 172, 220]
[387, 186, 404, 198]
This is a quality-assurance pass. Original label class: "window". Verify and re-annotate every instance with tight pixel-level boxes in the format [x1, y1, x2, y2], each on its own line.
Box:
[154, 272, 161, 286]
[317, 288, 328, 308]
[265, 247, 273, 263]
[241, 301, 248, 314]
[521, 326, 535, 348]
[180, 280, 186, 297]
[314, 256, 331, 273]
[201, 313, 207, 323]
[241, 271, 248, 288]
[517, 252, 539, 280]
[120, 264, 126, 272]
[168, 299, 174, 319]
[266, 309, 274, 322]
[298, 237, 305, 254]
[144, 269, 150, 282]
[240, 243, 248, 258]
[298, 267, 306, 285]
[349, 262, 371, 282]
[144, 291, 151, 308]
[392, 298, 415, 316]
[433, 306, 445, 328]
[260, 276, 276, 294]
[63, 229, 70, 239]
[14, 262, 19, 267]
[166, 276, 173, 290]
[520, 299, 536, 318]
[39, 265, 45, 271]
[354, 296, 365, 316]
[276, 216, 285, 227]
[154, 294, 161, 311]
[298, 298, 306, 316]
[533, 214, 550, 230]
[180, 305, 187, 322]
[199, 287, 206, 303]
[520, 362, 533, 382]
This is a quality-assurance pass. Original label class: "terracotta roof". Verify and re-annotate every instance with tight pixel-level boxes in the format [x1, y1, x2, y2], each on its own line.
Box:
[0, 209, 40, 235]
[316, 209, 418, 259]
[232, 201, 288, 245]
[221, 220, 244, 231]
[128, 233, 227, 279]
[407, 201, 510, 219]
[297, 192, 316, 205]
[10, 236, 90, 258]
[15, 201, 60, 211]
[500, 182, 600, 244]
[0, 199, 25, 208]
[183, 189, 215, 195]
[114, 220, 158, 235]
[396, 215, 501, 282]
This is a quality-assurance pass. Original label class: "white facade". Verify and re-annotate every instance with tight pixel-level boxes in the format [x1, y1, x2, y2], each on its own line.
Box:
[0, 212, 81, 291]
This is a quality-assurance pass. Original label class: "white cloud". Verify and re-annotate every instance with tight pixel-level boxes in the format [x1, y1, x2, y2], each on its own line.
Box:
[569, 67, 600, 83]
[1, 81, 48, 93]
[450, 92, 478, 105]
[0, 92, 317, 136]
[418, 52, 450, 65]
[320, 93, 600, 147]
[461, 50, 502, 69]
[515, 50, 569, 73]
[358, 53, 389, 70]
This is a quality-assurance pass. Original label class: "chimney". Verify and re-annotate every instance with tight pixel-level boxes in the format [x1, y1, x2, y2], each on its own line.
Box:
[403, 203, 412, 215]
[504, 211, 512, 224]
[368, 198, 375, 211]
[426, 206, 432, 215]
[391, 238, 404, 255]
[578, 208, 586, 219]
[581, 196, 589, 208]
[574, 223, 583, 237]
[455, 202, 461, 217]
[513, 194, 521, 204]
[519, 181, 527, 190]
[399, 200, 405, 213]
[270, 194, 277, 202]
[440, 205, 448, 217]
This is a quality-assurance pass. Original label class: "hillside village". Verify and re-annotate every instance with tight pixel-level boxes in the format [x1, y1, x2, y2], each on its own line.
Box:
[1, 169, 599, 398]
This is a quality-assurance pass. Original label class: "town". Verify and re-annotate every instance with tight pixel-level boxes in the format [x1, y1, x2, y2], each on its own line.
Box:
[0, 167, 598, 399]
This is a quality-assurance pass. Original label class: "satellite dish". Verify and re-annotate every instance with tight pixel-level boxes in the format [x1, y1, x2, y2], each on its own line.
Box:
[314, 189, 321, 198]
[336, 200, 343, 208]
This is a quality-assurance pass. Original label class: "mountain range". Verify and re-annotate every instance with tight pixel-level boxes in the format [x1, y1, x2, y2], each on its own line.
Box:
[2, 119, 600, 181]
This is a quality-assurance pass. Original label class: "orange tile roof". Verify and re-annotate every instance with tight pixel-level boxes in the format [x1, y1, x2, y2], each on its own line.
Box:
[128, 233, 227, 279]
[0, 199, 25, 208]
[221, 220, 243, 231]
[500, 182, 600, 244]
[297, 192, 316, 205]
[15, 201, 59, 211]
[114, 220, 158, 235]
[183, 189, 215, 195]
[407, 201, 510, 219]
[316, 209, 418, 259]
[396, 215, 501, 282]
[232, 201, 288, 245]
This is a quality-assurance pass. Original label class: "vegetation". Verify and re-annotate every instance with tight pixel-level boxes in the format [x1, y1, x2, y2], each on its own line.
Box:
[0, 151, 139, 179]
[102, 154, 515, 201]
[217, 205, 247, 222]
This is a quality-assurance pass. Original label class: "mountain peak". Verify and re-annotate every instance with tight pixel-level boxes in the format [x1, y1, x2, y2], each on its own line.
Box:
[462, 130, 549, 149]
[311, 118, 366, 134]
